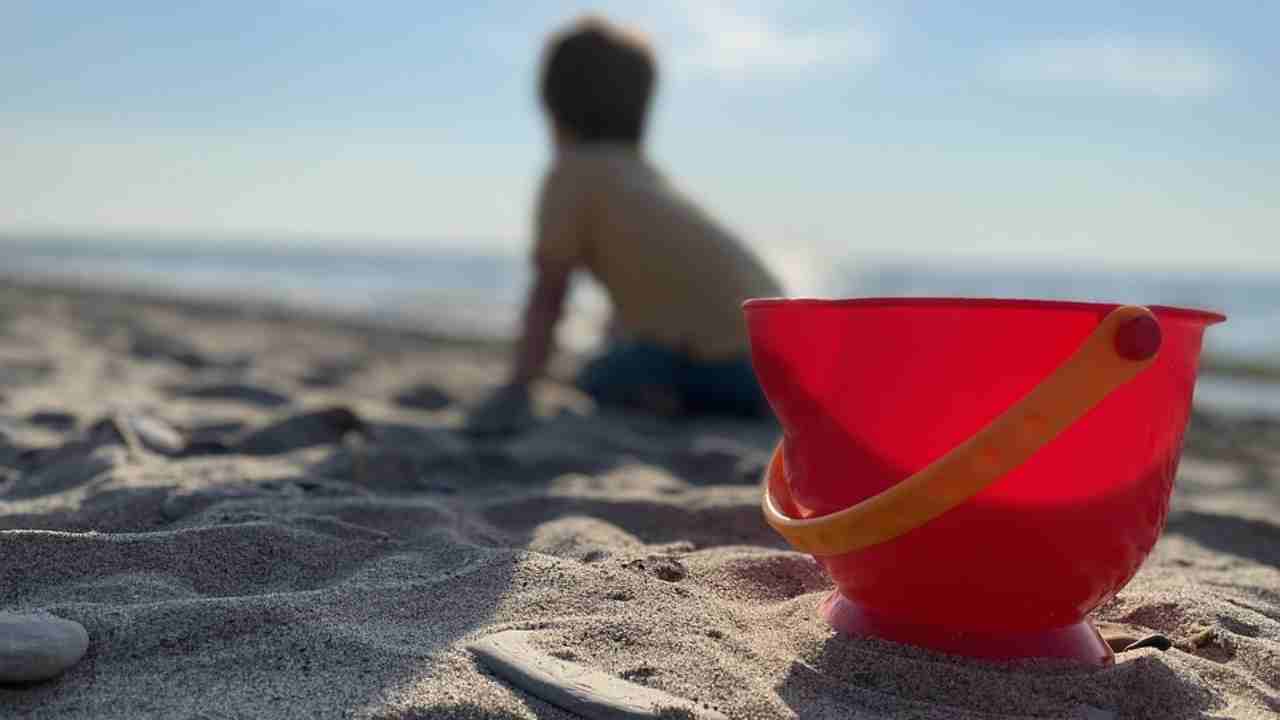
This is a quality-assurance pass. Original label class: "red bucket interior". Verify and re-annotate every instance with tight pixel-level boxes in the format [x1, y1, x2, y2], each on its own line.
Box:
[746, 298, 1223, 632]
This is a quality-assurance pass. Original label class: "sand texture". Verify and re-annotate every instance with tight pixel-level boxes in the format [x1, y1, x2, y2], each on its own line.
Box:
[1, 283, 1277, 719]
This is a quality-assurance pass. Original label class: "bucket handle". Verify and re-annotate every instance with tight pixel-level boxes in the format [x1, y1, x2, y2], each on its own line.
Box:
[762, 305, 1163, 557]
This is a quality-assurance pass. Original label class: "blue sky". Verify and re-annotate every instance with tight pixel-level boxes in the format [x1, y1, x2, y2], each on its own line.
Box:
[3, 1, 1277, 275]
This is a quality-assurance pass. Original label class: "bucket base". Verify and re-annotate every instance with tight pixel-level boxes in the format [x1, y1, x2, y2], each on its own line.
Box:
[820, 592, 1114, 667]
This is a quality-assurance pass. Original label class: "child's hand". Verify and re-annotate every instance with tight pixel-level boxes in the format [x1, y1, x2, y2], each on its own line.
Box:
[465, 383, 534, 437]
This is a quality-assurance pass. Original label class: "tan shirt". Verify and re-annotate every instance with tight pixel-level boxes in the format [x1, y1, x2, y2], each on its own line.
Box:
[534, 144, 783, 361]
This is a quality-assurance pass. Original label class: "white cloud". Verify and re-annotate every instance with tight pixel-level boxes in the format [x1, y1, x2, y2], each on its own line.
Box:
[992, 36, 1231, 98]
[674, 1, 882, 73]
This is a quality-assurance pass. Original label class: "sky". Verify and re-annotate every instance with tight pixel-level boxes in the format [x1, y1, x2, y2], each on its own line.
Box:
[3, 1, 1278, 272]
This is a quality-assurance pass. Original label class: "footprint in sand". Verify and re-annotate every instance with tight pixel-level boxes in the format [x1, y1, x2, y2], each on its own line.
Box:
[235, 407, 364, 456]
[0, 359, 53, 387]
[129, 329, 248, 371]
[4, 410, 187, 498]
[7, 447, 121, 499]
[165, 382, 291, 409]
[299, 356, 366, 388]
[160, 477, 368, 521]
[392, 384, 453, 412]
[178, 419, 247, 456]
[669, 434, 771, 485]
[25, 410, 77, 433]
[7, 419, 134, 498]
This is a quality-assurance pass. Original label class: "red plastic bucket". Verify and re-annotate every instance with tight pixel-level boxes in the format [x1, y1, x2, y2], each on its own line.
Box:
[746, 298, 1225, 665]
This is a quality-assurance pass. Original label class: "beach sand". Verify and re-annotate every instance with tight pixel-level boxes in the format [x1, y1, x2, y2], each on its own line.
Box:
[1, 282, 1277, 719]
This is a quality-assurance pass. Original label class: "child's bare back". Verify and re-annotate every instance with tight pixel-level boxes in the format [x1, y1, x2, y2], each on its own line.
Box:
[537, 142, 781, 362]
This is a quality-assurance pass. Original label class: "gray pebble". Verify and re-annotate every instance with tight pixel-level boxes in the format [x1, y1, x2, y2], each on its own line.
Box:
[0, 612, 90, 683]
[123, 413, 186, 456]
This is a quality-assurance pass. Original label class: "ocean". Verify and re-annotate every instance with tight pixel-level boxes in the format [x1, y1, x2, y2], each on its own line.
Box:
[4, 234, 1277, 414]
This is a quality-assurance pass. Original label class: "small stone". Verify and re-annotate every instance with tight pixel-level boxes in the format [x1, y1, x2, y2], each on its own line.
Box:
[0, 612, 90, 684]
[87, 413, 185, 456]
[123, 413, 186, 456]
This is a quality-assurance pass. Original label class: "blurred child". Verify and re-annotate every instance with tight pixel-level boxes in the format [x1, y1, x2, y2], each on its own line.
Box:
[469, 16, 783, 433]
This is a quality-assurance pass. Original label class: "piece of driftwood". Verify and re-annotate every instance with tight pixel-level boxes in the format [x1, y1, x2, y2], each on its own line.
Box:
[469, 630, 728, 720]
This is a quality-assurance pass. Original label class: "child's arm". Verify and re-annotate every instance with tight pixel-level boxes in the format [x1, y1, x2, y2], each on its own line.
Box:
[466, 262, 572, 437]
[510, 157, 586, 385]
[509, 259, 572, 385]
[466, 160, 586, 435]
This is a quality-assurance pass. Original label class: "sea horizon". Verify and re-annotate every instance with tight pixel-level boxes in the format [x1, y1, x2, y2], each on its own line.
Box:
[3, 230, 1277, 415]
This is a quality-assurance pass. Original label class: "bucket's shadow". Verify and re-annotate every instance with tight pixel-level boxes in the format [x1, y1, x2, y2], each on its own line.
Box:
[774, 634, 1221, 718]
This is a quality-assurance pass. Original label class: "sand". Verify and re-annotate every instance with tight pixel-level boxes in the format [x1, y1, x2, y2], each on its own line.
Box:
[0, 281, 1277, 719]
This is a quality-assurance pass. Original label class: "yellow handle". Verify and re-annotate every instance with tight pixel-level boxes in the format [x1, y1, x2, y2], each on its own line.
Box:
[762, 305, 1162, 557]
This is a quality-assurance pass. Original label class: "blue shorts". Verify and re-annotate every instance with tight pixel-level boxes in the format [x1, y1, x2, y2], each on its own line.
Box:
[576, 341, 768, 418]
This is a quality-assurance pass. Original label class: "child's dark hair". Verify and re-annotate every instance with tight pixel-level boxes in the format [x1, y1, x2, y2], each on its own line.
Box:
[540, 16, 656, 144]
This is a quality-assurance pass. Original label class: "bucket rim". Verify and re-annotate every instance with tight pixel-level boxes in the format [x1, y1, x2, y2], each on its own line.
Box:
[742, 296, 1226, 325]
